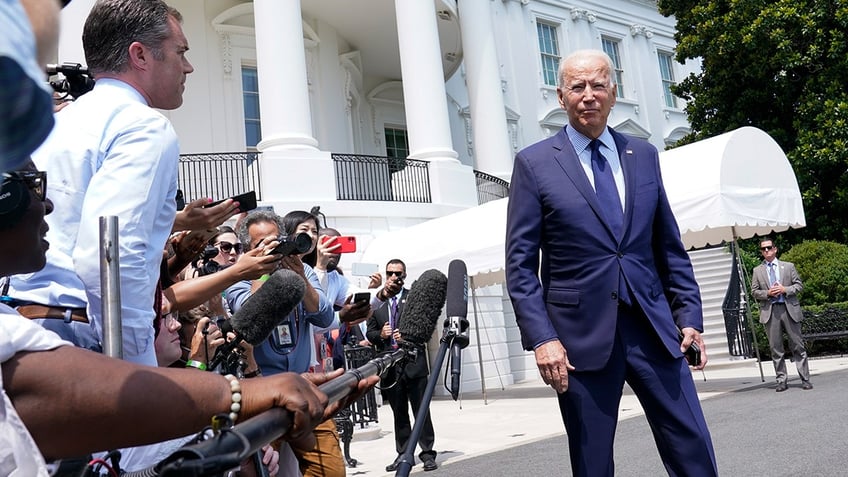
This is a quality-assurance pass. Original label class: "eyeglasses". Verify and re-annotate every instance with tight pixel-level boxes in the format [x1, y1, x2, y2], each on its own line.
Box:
[215, 241, 243, 254]
[760, 245, 775, 252]
[386, 271, 404, 277]
[2, 170, 47, 201]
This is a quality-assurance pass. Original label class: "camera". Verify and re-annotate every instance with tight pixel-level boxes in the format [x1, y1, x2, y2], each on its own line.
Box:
[46, 62, 95, 99]
[194, 245, 222, 277]
[270, 232, 312, 257]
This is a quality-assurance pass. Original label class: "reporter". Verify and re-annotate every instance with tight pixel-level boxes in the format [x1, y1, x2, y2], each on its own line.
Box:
[0, 160, 378, 471]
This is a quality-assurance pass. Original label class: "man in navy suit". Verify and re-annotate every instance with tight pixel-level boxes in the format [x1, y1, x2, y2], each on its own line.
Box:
[505, 49, 717, 476]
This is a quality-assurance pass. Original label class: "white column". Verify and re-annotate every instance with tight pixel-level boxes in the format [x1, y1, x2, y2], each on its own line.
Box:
[457, 0, 514, 180]
[394, 0, 457, 162]
[253, 0, 317, 150]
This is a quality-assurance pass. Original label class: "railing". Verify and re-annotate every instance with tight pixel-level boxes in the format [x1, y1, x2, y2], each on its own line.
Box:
[178, 152, 261, 202]
[474, 170, 509, 205]
[332, 154, 431, 203]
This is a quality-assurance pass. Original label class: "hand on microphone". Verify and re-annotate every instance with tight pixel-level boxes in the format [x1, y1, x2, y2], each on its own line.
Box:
[534, 340, 575, 394]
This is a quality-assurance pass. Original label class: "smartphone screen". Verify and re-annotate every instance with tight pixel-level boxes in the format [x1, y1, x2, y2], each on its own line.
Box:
[353, 292, 370, 304]
[351, 262, 379, 276]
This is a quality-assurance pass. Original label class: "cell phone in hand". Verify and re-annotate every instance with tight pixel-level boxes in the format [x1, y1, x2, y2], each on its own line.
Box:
[321, 235, 357, 253]
[351, 262, 379, 277]
[678, 329, 702, 367]
[352, 292, 370, 305]
[203, 190, 257, 213]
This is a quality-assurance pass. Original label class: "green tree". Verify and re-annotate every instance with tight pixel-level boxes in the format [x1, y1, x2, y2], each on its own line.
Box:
[658, 0, 848, 244]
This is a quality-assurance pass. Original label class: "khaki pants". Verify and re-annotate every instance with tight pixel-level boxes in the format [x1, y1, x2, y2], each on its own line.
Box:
[293, 418, 345, 477]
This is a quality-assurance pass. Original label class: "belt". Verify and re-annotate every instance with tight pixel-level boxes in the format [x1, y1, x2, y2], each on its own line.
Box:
[16, 304, 89, 323]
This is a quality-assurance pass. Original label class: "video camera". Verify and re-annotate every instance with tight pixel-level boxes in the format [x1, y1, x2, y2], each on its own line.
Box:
[46, 62, 95, 99]
[194, 246, 222, 277]
[271, 232, 312, 257]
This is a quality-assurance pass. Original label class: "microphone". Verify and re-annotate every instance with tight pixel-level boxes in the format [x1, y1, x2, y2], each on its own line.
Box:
[208, 270, 306, 370]
[446, 260, 469, 400]
[396, 269, 448, 347]
[320, 268, 446, 403]
[142, 270, 449, 477]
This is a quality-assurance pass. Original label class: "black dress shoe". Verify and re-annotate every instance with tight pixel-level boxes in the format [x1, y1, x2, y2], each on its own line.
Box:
[423, 458, 438, 471]
[776, 382, 788, 392]
[386, 459, 400, 472]
[802, 381, 813, 390]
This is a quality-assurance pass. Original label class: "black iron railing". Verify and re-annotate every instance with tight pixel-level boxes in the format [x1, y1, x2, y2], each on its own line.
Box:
[178, 152, 261, 202]
[332, 154, 431, 203]
[474, 170, 509, 205]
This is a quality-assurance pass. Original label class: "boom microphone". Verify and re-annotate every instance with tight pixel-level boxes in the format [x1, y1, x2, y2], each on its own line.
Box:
[132, 271, 446, 477]
[320, 268, 446, 402]
[397, 269, 448, 347]
[208, 269, 306, 370]
[446, 259, 469, 400]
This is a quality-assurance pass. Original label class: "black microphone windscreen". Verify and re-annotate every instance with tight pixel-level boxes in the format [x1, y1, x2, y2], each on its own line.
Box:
[228, 269, 305, 345]
[445, 259, 468, 319]
[397, 269, 447, 346]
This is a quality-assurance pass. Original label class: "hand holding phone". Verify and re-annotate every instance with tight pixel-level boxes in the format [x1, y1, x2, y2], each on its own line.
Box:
[203, 191, 257, 213]
[321, 235, 357, 253]
[678, 329, 702, 367]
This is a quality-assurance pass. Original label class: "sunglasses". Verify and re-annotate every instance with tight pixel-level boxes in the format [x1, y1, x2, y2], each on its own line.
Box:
[3, 170, 47, 201]
[760, 245, 775, 252]
[215, 241, 243, 254]
[386, 271, 404, 277]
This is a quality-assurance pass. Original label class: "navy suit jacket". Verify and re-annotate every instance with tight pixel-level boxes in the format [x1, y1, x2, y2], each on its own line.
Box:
[505, 126, 703, 371]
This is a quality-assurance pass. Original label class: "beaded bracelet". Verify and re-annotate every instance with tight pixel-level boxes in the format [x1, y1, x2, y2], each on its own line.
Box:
[185, 359, 207, 371]
[224, 374, 242, 422]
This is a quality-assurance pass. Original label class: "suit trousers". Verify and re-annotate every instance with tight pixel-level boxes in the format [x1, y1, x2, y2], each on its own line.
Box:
[765, 303, 810, 383]
[385, 373, 436, 461]
[556, 304, 717, 477]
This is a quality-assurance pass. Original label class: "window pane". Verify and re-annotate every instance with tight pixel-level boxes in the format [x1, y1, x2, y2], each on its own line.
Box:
[537, 22, 560, 87]
[657, 53, 677, 108]
[601, 38, 625, 98]
[242, 66, 262, 148]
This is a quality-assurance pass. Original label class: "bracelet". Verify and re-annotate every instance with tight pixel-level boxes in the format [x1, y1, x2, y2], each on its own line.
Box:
[224, 374, 242, 422]
[243, 368, 262, 378]
[185, 359, 207, 371]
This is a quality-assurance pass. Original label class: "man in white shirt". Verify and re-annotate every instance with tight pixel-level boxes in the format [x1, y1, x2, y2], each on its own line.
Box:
[7, 0, 233, 366]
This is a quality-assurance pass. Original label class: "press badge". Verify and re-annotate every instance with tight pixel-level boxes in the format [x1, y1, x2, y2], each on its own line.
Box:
[274, 317, 296, 348]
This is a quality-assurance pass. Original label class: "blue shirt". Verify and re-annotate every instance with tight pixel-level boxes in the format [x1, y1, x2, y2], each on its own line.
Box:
[8, 79, 180, 366]
[225, 263, 334, 375]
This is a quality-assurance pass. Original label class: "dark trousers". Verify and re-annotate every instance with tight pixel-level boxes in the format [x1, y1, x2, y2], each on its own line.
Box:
[557, 305, 717, 477]
[385, 374, 436, 461]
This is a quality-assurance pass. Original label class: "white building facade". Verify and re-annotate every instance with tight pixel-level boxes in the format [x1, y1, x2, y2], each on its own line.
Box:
[55, 0, 706, 393]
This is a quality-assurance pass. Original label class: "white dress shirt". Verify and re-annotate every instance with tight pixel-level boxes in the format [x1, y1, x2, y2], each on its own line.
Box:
[9, 78, 180, 366]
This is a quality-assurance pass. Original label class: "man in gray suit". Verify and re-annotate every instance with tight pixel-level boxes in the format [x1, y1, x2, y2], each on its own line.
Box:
[751, 238, 812, 391]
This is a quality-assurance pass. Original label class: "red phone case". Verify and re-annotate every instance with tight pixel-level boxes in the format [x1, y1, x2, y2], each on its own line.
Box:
[323, 236, 356, 253]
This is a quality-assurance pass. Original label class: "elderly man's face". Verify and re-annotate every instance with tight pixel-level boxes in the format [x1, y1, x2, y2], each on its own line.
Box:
[557, 55, 617, 139]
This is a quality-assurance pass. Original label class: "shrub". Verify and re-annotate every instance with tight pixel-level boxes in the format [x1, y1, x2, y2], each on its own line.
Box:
[781, 240, 848, 306]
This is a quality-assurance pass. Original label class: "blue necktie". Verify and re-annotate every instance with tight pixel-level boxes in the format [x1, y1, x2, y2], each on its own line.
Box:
[590, 139, 623, 238]
[768, 263, 784, 303]
[591, 140, 629, 304]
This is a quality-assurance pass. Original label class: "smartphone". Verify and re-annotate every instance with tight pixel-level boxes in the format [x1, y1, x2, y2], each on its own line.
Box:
[352, 292, 371, 304]
[351, 262, 379, 277]
[678, 330, 702, 367]
[321, 235, 357, 253]
[203, 190, 257, 213]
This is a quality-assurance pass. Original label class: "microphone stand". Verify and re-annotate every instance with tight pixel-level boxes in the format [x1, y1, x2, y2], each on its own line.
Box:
[395, 319, 459, 477]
